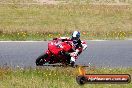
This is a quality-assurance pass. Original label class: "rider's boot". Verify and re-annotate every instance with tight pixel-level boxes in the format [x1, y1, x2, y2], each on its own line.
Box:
[70, 57, 75, 67]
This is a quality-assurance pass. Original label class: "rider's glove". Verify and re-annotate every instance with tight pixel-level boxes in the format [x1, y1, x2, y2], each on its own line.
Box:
[81, 41, 87, 51]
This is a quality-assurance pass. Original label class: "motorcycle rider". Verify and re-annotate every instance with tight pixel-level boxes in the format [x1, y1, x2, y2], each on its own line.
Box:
[70, 31, 87, 66]
[55, 31, 87, 66]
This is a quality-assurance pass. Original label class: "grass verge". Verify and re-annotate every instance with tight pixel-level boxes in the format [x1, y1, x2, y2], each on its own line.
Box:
[0, 31, 132, 41]
[0, 0, 132, 40]
[0, 66, 132, 88]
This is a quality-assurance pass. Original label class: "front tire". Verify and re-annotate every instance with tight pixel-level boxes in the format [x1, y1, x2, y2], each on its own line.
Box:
[36, 54, 48, 66]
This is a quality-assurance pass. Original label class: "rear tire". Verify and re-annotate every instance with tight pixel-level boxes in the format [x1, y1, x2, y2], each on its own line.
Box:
[64, 52, 71, 65]
[36, 54, 48, 66]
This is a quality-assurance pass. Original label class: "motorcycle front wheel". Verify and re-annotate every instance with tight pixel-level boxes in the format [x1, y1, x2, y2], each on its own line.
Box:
[36, 53, 48, 66]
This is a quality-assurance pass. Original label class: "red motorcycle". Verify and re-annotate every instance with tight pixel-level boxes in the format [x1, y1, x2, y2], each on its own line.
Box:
[36, 38, 75, 66]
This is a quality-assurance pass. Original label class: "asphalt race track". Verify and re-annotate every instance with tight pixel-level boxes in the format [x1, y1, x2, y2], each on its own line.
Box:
[0, 40, 132, 68]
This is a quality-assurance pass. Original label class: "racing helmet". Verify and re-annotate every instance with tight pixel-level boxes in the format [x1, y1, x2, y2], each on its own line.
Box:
[71, 31, 80, 42]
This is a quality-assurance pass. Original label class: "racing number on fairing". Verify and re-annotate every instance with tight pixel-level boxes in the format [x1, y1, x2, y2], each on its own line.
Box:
[54, 42, 63, 48]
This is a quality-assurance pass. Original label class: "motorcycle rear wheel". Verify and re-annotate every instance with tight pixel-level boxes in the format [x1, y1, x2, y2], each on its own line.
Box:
[36, 54, 48, 66]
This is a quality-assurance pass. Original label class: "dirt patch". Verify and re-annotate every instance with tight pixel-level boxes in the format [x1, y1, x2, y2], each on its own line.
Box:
[35, 0, 64, 4]
[35, 0, 130, 5]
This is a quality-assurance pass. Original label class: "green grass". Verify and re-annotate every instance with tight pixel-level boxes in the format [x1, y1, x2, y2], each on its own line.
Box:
[0, 31, 132, 41]
[0, 67, 132, 88]
[0, 0, 132, 40]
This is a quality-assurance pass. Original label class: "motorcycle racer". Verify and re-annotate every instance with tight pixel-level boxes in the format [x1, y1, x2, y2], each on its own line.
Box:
[54, 31, 87, 66]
